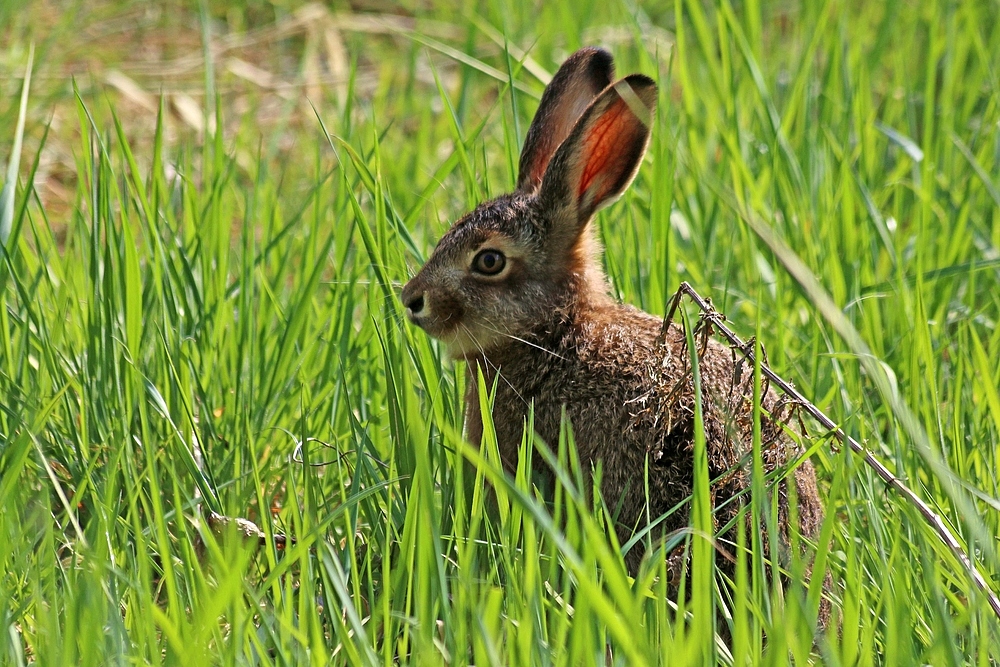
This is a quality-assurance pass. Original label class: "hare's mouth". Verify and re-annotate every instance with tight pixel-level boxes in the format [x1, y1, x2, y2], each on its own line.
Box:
[405, 309, 456, 337]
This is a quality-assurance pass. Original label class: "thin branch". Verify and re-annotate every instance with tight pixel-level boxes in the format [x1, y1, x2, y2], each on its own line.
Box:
[666, 281, 1000, 623]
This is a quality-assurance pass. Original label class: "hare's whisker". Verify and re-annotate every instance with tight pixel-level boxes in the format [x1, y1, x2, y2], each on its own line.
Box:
[460, 323, 530, 411]
[479, 323, 567, 362]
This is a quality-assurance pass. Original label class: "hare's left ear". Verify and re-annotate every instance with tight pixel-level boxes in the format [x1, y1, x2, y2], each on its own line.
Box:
[516, 47, 615, 194]
[537, 74, 657, 238]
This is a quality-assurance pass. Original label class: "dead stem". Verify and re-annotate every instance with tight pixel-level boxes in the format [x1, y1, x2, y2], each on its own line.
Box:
[665, 281, 1000, 623]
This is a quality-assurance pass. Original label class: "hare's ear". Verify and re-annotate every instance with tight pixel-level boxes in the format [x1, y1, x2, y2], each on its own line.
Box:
[538, 74, 656, 236]
[516, 47, 615, 193]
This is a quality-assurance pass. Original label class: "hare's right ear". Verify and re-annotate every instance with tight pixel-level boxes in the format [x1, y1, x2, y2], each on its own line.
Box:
[536, 74, 656, 250]
[516, 47, 615, 193]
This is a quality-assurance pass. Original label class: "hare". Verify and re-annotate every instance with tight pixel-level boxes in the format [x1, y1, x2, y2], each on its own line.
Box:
[401, 47, 824, 585]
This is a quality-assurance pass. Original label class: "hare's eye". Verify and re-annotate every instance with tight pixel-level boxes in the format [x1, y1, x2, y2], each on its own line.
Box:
[472, 249, 506, 276]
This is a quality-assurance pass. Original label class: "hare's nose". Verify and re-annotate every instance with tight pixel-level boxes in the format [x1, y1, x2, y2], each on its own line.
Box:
[403, 290, 425, 317]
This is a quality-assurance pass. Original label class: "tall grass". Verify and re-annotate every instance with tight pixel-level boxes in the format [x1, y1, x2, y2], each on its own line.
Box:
[1, 0, 999, 664]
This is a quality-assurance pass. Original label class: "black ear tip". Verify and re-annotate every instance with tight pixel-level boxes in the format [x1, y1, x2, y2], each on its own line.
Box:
[564, 46, 615, 83]
[569, 46, 612, 62]
[620, 74, 658, 105]
[623, 73, 657, 89]
[583, 46, 614, 66]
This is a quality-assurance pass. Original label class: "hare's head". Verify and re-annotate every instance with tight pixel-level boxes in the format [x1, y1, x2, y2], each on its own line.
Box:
[401, 48, 656, 358]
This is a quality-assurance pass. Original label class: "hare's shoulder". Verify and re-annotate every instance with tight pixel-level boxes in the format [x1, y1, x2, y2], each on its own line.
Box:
[570, 301, 748, 399]
[573, 303, 663, 367]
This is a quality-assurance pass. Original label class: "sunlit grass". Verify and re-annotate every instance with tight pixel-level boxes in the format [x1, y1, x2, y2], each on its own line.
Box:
[1, 0, 999, 664]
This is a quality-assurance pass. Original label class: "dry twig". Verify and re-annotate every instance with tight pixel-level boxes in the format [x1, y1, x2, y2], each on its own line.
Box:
[665, 281, 1000, 623]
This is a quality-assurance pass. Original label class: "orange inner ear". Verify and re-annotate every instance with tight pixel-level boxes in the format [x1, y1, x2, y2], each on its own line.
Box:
[577, 98, 630, 201]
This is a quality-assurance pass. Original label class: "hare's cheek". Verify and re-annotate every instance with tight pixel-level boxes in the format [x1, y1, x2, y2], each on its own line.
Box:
[425, 291, 465, 334]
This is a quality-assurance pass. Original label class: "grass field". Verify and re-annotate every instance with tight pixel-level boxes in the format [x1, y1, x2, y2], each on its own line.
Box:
[2, 0, 1000, 664]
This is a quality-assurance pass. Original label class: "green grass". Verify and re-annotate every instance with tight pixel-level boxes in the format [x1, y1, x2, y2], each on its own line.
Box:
[2, 0, 1000, 664]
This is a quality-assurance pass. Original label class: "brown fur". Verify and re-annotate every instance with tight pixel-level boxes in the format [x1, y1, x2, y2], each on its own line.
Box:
[401, 47, 825, 623]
